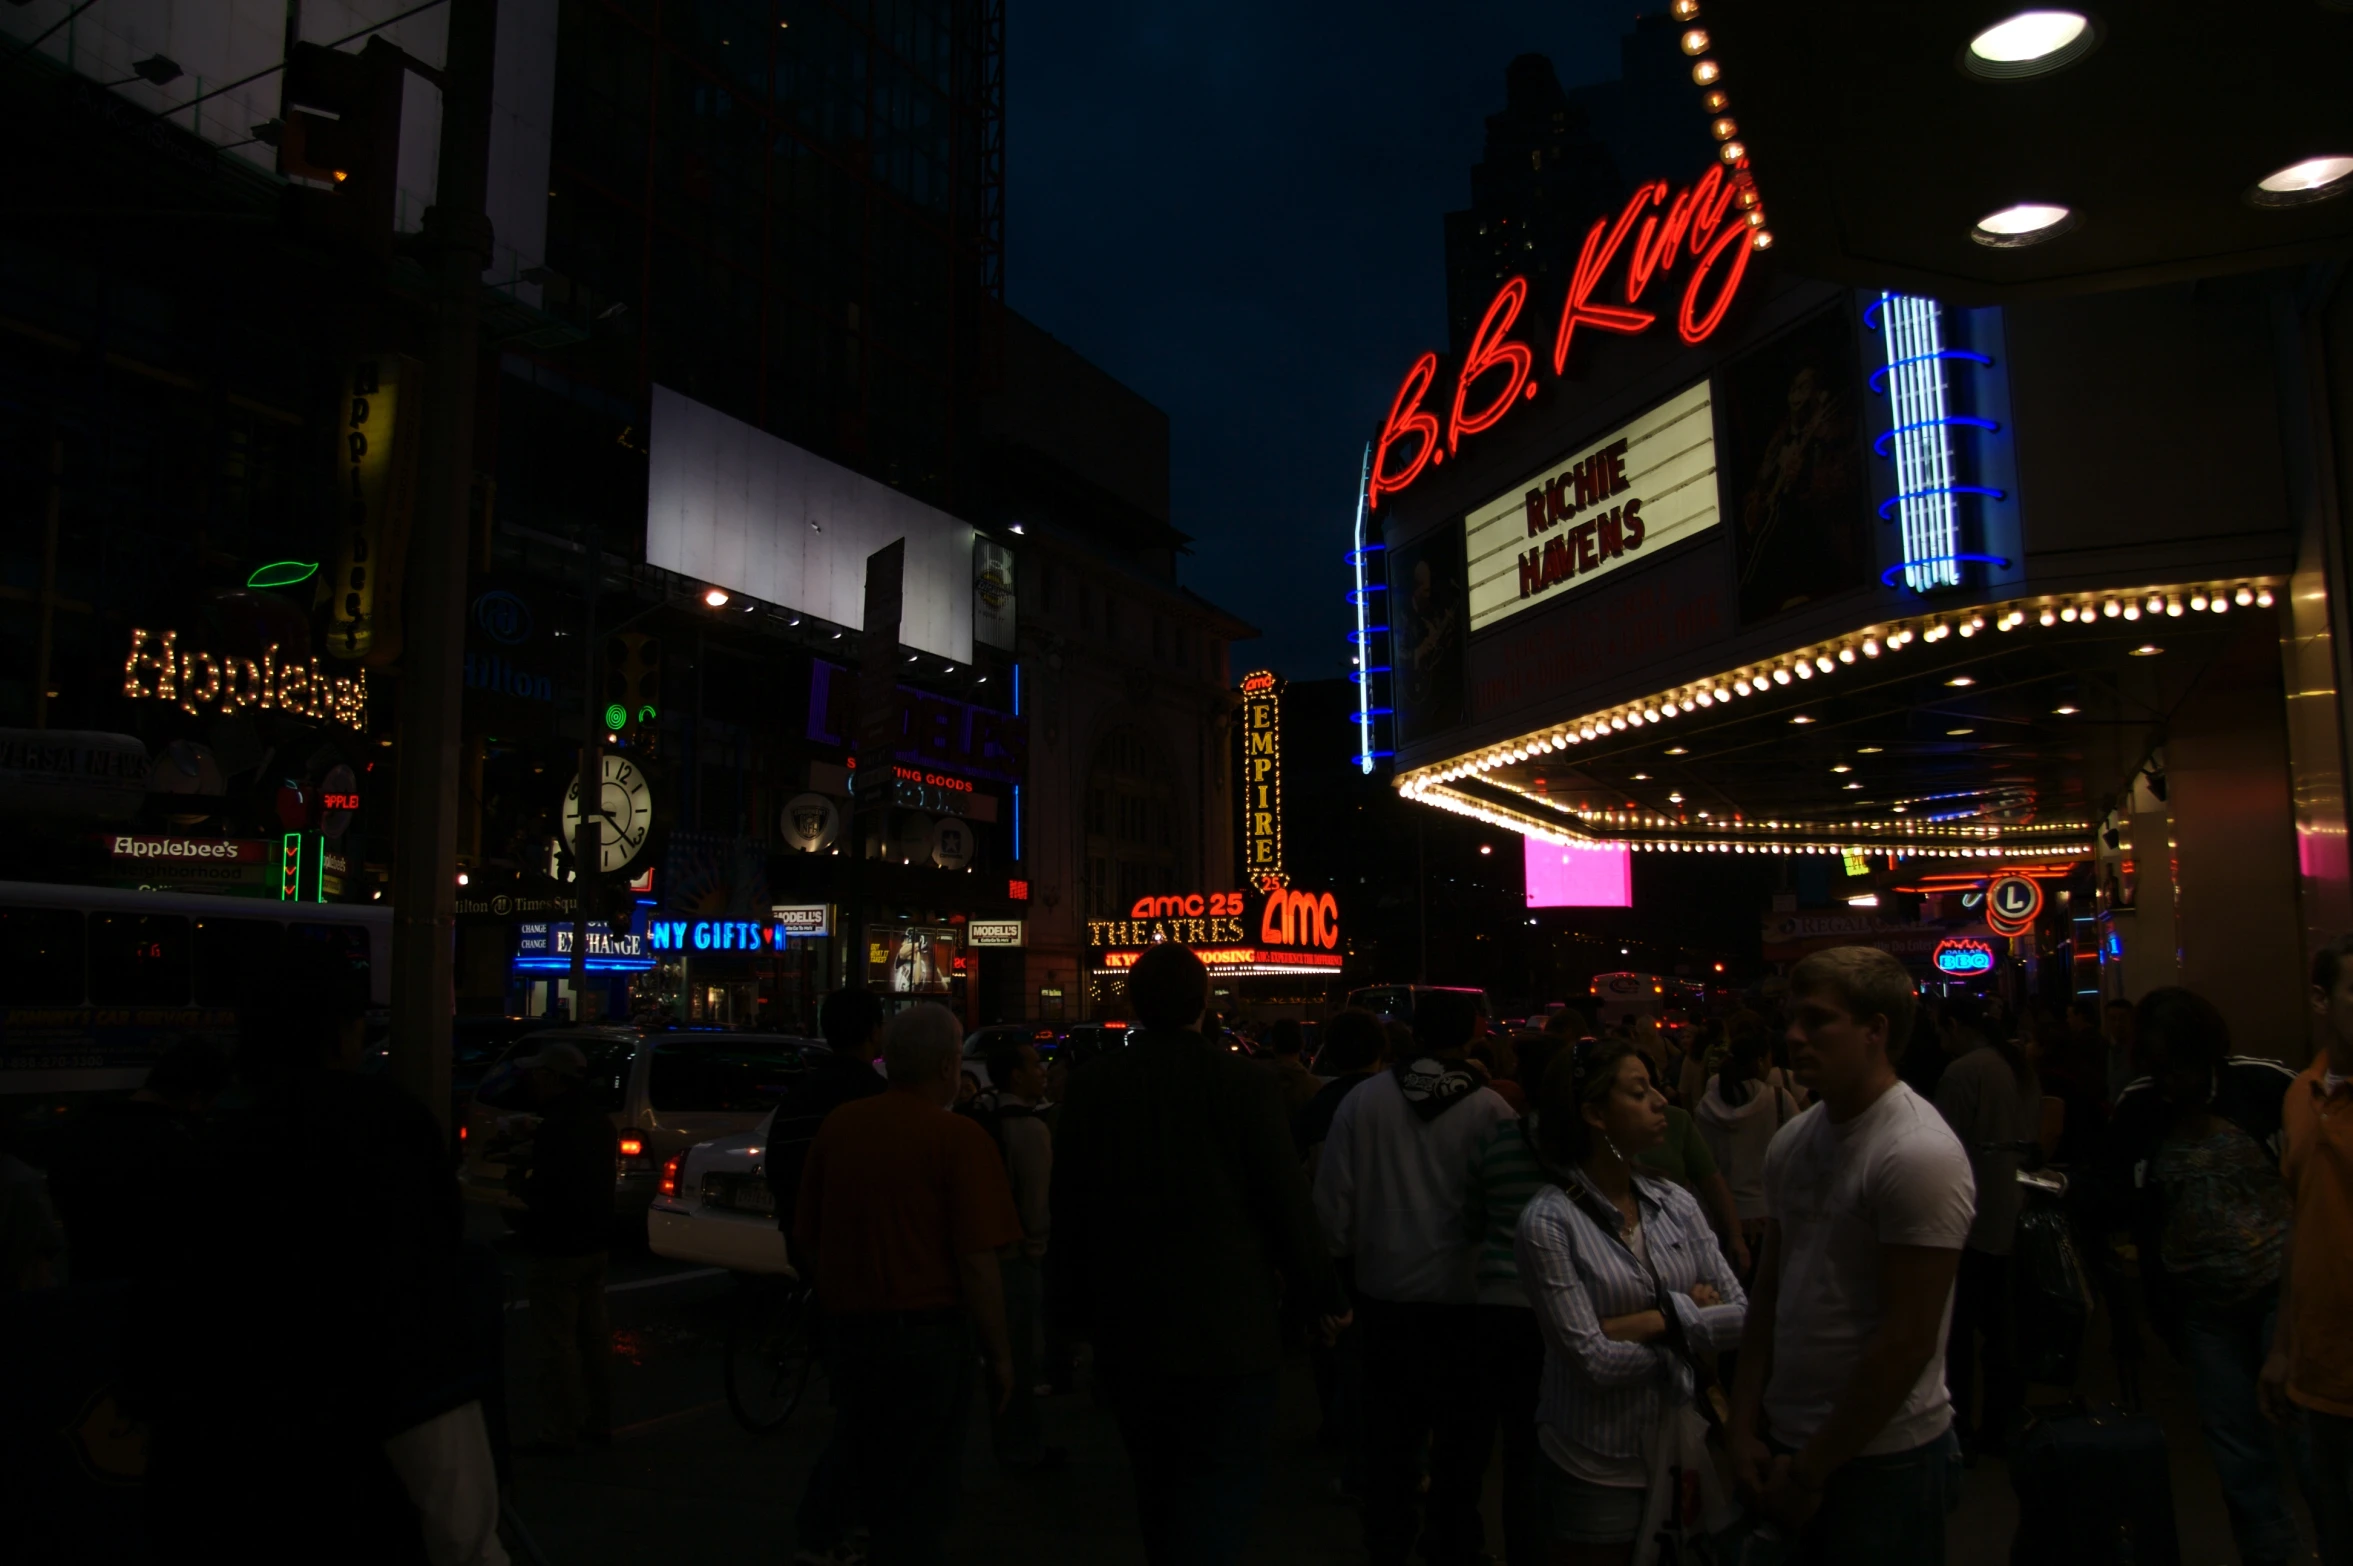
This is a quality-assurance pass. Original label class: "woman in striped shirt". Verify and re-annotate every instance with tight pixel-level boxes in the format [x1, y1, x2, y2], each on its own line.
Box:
[1514, 1040, 1749, 1564]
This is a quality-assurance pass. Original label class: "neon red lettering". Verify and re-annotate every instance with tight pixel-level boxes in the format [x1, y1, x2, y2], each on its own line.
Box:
[1680, 219, 1754, 344]
[1553, 182, 1665, 374]
[1368, 352, 1440, 510]
[1447, 276, 1534, 454]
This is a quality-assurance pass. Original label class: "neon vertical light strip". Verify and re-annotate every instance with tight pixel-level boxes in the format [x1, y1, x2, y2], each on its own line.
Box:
[1349, 442, 1376, 774]
[1878, 293, 1961, 592]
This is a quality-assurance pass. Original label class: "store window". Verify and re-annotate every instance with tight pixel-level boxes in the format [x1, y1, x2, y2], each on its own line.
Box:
[0, 908, 86, 1005]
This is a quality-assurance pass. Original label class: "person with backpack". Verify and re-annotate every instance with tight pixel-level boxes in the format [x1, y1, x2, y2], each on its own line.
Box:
[1695, 1027, 1800, 1280]
[1929, 994, 2042, 1461]
[972, 1039, 1063, 1472]
[1513, 1037, 1748, 1563]
[2100, 988, 2303, 1566]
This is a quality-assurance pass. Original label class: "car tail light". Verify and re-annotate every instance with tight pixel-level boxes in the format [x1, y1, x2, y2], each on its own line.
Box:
[619, 1135, 644, 1157]
[457, 1123, 468, 1142]
[659, 1154, 682, 1199]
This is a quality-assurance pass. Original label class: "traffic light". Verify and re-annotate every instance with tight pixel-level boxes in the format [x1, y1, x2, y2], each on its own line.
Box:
[603, 633, 662, 746]
[278, 39, 406, 251]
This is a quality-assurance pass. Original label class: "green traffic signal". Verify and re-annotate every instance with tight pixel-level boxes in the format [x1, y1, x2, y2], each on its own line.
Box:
[604, 702, 628, 732]
[637, 704, 658, 725]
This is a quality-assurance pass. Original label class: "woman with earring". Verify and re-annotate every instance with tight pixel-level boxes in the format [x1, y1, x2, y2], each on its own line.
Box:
[1514, 1040, 1749, 1565]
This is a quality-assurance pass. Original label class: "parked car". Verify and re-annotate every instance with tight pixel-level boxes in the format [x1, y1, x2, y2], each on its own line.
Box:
[450, 1015, 554, 1136]
[460, 1026, 822, 1222]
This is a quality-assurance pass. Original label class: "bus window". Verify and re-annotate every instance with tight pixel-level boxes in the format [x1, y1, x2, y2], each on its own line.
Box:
[193, 918, 285, 1007]
[289, 922, 372, 990]
[0, 907, 86, 1005]
[88, 913, 193, 1006]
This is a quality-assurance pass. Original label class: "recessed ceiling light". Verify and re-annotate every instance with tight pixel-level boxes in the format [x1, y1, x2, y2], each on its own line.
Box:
[1856, 746, 1884, 754]
[1844, 782, 1864, 790]
[1633, 773, 1652, 780]
[1947, 727, 1975, 736]
[1668, 792, 1686, 803]
[1946, 676, 1975, 687]
[2250, 156, 2353, 208]
[1972, 203, 2077, 247]
[2053, 704, 2080, 715]
[2129, 644, 2163, 656]
[1962, 10, 2096, 78]
[1790, 715, 1816, 725]
[1665, 746, 1689, 755]
[1832, 765, 1853, 773]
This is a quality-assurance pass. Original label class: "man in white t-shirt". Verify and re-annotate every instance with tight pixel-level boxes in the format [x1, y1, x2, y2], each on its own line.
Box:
[1728, 946, 1976, 1561]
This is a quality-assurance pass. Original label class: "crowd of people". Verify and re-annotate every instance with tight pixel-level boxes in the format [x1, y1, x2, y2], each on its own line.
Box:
[779, 940, 2353, 1566]
[5, 932, 2352, 1566]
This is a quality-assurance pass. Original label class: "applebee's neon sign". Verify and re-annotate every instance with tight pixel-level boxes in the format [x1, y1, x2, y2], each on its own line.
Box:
[1370, 163, 1760, 511]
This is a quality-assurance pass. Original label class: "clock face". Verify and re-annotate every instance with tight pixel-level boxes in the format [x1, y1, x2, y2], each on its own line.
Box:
[562, 753, 654, 874]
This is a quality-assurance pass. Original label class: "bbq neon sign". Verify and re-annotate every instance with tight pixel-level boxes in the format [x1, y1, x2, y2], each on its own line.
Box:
[1370, 163, 1760, 511]
[1932, 938, 1997, 977]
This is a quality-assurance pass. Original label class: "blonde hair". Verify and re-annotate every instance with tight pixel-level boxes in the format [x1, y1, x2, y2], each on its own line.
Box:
[1789, 945, 1919, 1062]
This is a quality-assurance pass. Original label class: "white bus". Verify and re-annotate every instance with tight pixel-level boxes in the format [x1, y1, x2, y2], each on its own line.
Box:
[0, 881, 392, 1098]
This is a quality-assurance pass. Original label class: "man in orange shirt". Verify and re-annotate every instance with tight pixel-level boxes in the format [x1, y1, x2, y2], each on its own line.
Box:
[2266, 937, 2353, 1564]
[794, 1002, 1021, 1566]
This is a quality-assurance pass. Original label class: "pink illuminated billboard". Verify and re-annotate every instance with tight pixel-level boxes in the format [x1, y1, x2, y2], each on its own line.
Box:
[1524, 838, 1633, 908]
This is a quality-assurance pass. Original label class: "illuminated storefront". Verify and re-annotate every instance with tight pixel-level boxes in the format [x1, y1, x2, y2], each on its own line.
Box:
[1368, 142, 2329, 1033]
[1087, 886, 1349, 1023]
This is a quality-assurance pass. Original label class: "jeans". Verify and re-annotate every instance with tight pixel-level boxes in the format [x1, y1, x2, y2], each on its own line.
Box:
[2310, 1407, 2353, 1566]
[2181, 1294, 2301, 1566]
[1475, 1303, 1548, 1566]
[1358, 1296, 1496, 1566]
[798, 1312, 975, 1566]
[1946, 1248, 2020, 1451]
[1786, 1428, 1960, 1565]
[1098, 1360, 1280, 1566]
[990, 1253, 1046, 1465]
[526, 1251, 611, 1445]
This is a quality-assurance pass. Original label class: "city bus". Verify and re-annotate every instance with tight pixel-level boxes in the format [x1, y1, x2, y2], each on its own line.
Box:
[0, 880, 392, 1100]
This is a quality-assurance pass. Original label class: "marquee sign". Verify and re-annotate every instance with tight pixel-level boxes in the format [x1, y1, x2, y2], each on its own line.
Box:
[1238, 671, 1285, 888]
[1087, 886, 1344, 976]
[1932, 937, 1997, 977]
[1466, 380, 1719, 632]
[1370, 164, 1761, 512]
[122, 628, 369, 730]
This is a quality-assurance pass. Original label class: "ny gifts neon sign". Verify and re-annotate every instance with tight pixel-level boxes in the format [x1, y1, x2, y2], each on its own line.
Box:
[1371, 164, 1758, 511]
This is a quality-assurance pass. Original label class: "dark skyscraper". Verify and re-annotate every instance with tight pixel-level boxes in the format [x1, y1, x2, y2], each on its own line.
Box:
[1441, 54, 1624, 354]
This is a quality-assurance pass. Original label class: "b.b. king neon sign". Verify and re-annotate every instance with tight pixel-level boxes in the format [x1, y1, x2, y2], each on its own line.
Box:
[1371, 163, 1760, 512]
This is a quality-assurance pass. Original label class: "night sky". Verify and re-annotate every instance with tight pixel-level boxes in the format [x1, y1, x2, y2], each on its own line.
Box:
[1007, 0, 1648, 684]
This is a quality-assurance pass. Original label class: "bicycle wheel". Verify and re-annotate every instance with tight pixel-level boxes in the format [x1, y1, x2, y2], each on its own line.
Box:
[725, 1281, 817, 1435]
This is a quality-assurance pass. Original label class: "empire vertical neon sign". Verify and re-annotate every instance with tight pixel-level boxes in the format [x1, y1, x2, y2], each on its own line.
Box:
[1238, 671, 1286, 888]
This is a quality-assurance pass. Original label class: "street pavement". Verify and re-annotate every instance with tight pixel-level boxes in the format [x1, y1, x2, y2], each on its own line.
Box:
[481, 1211, 2314, 1565]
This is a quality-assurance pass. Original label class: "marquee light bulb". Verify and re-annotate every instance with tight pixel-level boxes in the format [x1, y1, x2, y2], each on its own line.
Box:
[1712, 117, 1738, 141]
[1692, 58, 1721, 84]
[2101, 599, 2119, 618]
[2190, 592, 2208, 611]
[2166, 597, 2184, 616]
[2122, 603, 2140, 620]
[1703, 88, 1729, 111]
[2235, 586, 2254, 606]
[1720, 140, 1747, 164]
[2258, 588, 2275, 607]
[2146, 594, 2165, 613]
[1863, 638, 1880, 656]
[1680, 27, 1710, 54]
[2039, 608, 2056, 625]
[2210, 595, 2229, 615]
[1773, 667, 1791, 685]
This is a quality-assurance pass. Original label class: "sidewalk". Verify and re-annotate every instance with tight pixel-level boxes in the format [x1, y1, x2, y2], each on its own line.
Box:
[494, 1250, 2315, 1564]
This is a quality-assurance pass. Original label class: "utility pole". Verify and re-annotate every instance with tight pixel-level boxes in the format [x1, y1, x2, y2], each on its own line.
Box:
[570, 529, 602, 1019]
[387, 0, 496, 1135]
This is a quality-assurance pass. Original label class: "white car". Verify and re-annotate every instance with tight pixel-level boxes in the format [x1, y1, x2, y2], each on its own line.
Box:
[646, 1108, 796, 1276]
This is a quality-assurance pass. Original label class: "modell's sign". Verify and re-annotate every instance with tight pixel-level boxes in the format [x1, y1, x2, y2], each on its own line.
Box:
[1465, 379, 1720, 633]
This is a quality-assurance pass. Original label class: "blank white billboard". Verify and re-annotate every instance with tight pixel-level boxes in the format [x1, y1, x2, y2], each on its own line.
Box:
[646, 386, 976, 665]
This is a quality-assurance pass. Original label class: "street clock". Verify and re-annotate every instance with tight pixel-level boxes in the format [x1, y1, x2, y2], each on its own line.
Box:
[561, 753, 654, 873]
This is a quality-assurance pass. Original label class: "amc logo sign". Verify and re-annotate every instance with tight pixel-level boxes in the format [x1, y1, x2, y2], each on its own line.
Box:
[1261, 888, 1340, 950]
[1130, 892, 1248, 919]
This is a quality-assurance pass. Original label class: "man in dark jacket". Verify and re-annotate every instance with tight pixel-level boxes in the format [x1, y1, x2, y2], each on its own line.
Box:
[511, 1039, 619, 1452]
[48, 1037, 230, 1283]
[1051, 943, 1350, 1566]
[765, 986, 888, 1264]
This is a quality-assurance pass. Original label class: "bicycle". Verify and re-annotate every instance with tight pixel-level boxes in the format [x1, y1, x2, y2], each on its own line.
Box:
[725, 1272, 820, 1434]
